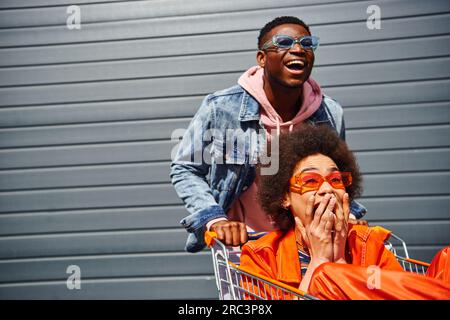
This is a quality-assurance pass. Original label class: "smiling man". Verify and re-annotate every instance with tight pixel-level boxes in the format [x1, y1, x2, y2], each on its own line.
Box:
[170, 16, 367, 253]
[256, 20, 318, 121]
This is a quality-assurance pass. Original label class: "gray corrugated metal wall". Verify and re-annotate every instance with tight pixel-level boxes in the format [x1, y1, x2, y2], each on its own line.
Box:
[0, 0, 449, 299]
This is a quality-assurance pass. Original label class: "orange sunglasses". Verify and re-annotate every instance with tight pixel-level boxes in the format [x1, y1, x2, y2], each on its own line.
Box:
[289, 171, 352, 195]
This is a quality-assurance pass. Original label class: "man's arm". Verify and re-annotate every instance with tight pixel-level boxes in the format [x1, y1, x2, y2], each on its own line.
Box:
[170, 95, 227, 252]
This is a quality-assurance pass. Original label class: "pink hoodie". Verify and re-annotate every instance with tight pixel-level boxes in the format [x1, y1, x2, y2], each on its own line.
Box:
[238, 65, 323, 134]
[207, 66, 324, 233]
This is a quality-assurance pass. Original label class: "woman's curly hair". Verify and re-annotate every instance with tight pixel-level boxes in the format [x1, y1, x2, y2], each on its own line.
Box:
[257, 124, 363, 231]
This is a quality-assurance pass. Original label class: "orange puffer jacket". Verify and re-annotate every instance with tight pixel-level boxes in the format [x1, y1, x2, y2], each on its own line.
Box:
[240, 224, 450, 299]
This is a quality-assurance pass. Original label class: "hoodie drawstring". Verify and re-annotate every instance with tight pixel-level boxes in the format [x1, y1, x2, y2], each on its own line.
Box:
[275, 118, 295, 135]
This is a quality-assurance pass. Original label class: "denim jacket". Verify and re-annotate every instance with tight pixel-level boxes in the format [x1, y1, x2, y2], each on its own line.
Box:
[170, 85, 367, 252]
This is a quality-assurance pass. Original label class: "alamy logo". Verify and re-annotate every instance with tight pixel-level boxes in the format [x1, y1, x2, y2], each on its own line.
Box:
[66, 265, 81, 290]
[171, 128, 280, 175]
[366, 265, 381, 290]
[66, 5, 81, 30]
[366, 5, 381, 30]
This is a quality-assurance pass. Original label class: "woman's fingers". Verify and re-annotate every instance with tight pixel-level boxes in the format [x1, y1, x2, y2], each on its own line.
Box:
[311, 194, 331, 228]
[317, 208, 335, 238]
[334, 196, 344, 233]
[324, 212, 335, 233]
[321, 196, 336, 232]
[332, 194, 349, 233]
[327, 196, 336, 214]
[302, 196, 335, 263]
[295, 216, 311, 249]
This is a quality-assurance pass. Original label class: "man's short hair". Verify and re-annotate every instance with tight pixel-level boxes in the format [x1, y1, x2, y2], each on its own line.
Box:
[258, 16, 311, 49]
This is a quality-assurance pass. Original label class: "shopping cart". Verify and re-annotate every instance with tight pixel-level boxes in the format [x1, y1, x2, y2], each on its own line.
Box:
[383, 231, 430, 275]
[205, 228, 431, 300]
[205, 231, 317, 300]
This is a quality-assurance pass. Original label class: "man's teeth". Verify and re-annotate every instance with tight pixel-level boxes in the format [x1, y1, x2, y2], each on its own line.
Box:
[286, 60, 305, 66]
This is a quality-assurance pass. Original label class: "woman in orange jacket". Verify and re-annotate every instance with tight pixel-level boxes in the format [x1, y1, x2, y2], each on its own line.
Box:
[240, 124, 450, 299]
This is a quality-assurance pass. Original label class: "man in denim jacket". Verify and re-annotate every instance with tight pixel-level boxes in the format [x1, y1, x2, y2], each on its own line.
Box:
[171, 16, 367, 253]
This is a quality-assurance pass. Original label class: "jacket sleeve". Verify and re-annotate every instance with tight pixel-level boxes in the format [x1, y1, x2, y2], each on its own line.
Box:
[323, 95, 345, 140]
[308, 263, 450, 300]
[349, 200, 367, 219]
[377, 247, 405, 271]
[426, 246, 450, 283]
[170, 95, 227, 252]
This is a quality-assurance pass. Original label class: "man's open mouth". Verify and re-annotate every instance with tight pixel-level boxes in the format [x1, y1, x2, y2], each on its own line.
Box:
[285, 60, 305, 71]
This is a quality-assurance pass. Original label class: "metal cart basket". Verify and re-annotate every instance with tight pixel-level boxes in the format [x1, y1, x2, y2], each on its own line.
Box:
[205, 229, 431, 300]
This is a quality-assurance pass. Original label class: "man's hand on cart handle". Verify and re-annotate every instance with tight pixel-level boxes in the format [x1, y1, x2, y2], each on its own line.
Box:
[210, 220, 248, 247]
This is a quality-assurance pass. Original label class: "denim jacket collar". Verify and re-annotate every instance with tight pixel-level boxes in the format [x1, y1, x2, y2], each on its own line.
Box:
[238, 89, 261, 122]
[307, 101, 334, 127]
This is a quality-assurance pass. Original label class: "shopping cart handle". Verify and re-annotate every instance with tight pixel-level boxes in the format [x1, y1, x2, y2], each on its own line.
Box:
[204, 231, 218, 247]
[204, 230, 268, 247]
